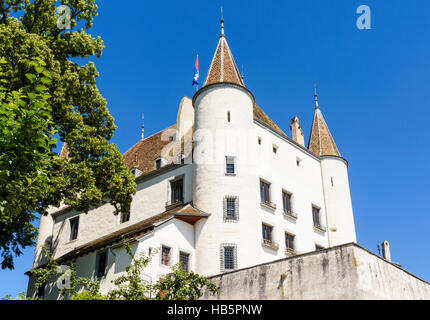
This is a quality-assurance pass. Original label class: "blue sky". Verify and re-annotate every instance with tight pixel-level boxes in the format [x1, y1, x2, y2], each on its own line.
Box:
[2, 0, 430, 297]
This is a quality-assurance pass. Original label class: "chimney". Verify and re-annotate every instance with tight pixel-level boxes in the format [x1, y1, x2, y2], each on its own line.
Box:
[290, 116, 305, 147]
[382, 240, 391, 261]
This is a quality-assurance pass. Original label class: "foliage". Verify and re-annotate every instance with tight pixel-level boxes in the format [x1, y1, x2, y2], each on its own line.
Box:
[1, 292, 33, 300]
[29, 243, 220, 300]
[153, 263, 220, 300]
[0, 0, 136, 269]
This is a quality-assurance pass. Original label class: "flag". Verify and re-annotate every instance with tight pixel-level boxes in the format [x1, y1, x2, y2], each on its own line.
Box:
[192, 55, 199, 88]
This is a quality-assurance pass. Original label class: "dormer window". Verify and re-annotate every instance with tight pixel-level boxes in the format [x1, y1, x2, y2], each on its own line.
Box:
[155, 158, 162, 170]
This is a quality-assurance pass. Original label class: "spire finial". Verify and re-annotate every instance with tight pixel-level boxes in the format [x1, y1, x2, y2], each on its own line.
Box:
[141, 113, 145, 141]
[220, 7, 225, 37]
[314, 82, 319, 109]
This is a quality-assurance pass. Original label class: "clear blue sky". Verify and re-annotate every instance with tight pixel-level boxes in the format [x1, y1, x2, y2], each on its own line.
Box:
[2, 0, 430, 297]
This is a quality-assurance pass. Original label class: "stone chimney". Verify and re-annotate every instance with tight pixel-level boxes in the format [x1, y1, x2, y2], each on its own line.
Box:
[290, 116, 305, 147]
[382, 240, 391, 261]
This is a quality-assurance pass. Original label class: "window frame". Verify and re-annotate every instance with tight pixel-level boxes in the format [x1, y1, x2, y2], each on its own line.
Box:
[96, 250, 108, 279]
[262, 223, 274, 243]
[161, 245, 171, 266]
[170, 178, 184, 205]
[282, 190, 293, 214]
[260, 179, 271, 204]
[223, 195, 239, 222]
[285, 232, 295, 250]
[312, 205, 322, 228]
[220, 243, 237, 272]
[179, 251, 190, 272]
[155, 157, 162, 170]
[69, 217, 79, 241]
[225, 156, 235, 175]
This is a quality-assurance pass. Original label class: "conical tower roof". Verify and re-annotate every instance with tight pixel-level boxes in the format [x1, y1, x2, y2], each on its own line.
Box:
[203, 18, 244, 87]
[308, 91, 341, 157]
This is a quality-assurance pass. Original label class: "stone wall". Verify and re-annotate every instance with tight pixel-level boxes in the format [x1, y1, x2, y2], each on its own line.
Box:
[203, 243, 430, 300]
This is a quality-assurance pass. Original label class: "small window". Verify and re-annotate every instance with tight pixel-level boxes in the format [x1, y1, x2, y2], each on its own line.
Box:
[179, 251, 190, 272]
[223, 196, 239, 221]
[227, 111, 231, 123]
[282, 191, 292, 214]
[220, 244, 237, 271]
[262, 224, 273, 243]
[258, 137, 262, 145]
[96, 250, 108, 278]
[331, 177, 334, 187]
[148, 247, 152, 256]
[155, 158, 162, 170]
[273, 145, 278, 154]
[37, 283, 46, 298]
[312, 205, 321, 228]
[260, 180, 271, 204]
[296, 157, 302, 167]
[285, 233, 295, 250]
[170, 178, 183, 204]
[226, 156, 235, 174]
[120, 211, 130, 223]
[161, 246, 171, 266]
[315, 244, 324, 251]
[69, 217, 79, 241]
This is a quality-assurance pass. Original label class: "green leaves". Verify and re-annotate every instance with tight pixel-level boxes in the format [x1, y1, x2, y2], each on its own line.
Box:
[0, 1, 136, 269]
[30, 244, 220, 300]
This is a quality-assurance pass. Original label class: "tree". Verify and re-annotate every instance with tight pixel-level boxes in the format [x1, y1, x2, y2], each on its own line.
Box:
[0, 0, 136, 269]
[29, 243, 220, 300]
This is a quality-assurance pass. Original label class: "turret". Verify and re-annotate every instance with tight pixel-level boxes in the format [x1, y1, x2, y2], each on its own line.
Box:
[308, 88, 357, 246]
[192, 17, 260, 275]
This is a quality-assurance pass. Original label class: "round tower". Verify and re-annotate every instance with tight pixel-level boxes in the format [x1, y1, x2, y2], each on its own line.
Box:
[192, 20, 260, 276]
[308, 90, 357, 246]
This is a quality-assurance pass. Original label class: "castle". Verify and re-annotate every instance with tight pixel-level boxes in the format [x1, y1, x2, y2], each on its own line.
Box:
[27, 18, 358, 299]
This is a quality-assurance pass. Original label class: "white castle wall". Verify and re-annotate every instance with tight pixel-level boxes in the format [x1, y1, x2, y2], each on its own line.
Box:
[254, 122, 329, 262]
[320, 156, 357, 246]
[41, 165, 192, 262]
[31, 218, 196, 300]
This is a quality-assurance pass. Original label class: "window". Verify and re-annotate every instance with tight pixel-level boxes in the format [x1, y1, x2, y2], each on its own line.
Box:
[227, 111, 231, 122]
[315, 244, 324, 251]
[226, 156, 235, 174]
[282, 191, 292, 214]
[273, 145, 278, 154]
[161, 246, 171, 266]
[155, 158, 162, 170]
[148, 247, 152, 256]
[170, 179, 183, 204]
[285, 233, 295, 250]
[296, 157, 302, 167]
[96, 250, 107, 278]
[179, 251, 190, 272]
[220, 244, 237, 271]
[312, 205, 321, 227]
[223, 196, 239, 221]
[260, 180, 271, 204]
[37, 283, 46, 298]
[262, 224, 273, 243]
[69, 217, 79, 241]
[331, 177, 334, 187]
[262, 224, 273, 242]
[258, 137, 262, 145]
[120, 211, 130, 223]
